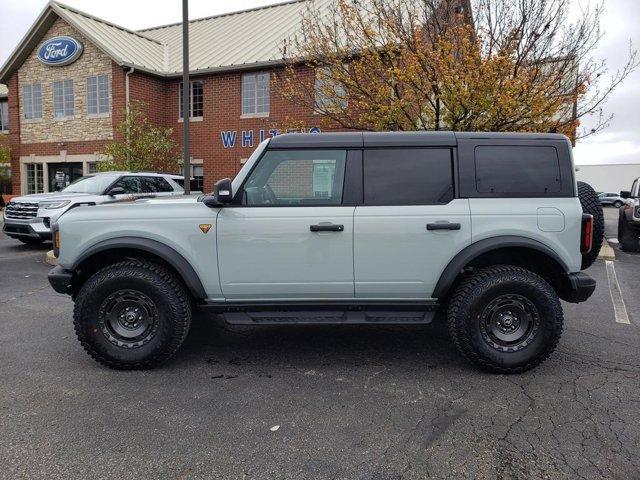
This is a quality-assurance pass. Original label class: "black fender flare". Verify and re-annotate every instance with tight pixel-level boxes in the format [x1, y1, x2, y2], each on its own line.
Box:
[432, 235, 570, 299]
[72, 237, 207, 300]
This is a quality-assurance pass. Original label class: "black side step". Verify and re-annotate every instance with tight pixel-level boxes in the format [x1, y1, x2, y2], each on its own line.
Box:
[200, 301, 438, 325]
[223, 310, 434, 325]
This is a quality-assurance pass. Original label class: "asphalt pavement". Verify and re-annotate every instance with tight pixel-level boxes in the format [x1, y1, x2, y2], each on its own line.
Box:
[1, 210, 639, 480]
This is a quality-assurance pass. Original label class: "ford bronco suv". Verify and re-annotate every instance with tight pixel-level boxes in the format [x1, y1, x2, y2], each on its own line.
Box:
[618, 177, 640, 251]
[48, 132, 603, 373]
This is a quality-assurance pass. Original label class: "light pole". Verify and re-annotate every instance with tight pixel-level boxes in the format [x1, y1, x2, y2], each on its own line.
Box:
[181, 0, 191, 195]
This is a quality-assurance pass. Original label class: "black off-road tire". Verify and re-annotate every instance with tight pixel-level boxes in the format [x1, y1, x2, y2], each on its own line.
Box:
[577, 181, 604, 270]
[18, 237, 44, 245]
[618, 212, 640, 252]
[447, 265, 563, 374]
[613, 200, 623, 208]
[73, 259, 192, 369]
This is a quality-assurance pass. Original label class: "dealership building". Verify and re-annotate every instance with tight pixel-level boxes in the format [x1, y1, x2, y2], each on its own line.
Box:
[0, 0, 345, 195]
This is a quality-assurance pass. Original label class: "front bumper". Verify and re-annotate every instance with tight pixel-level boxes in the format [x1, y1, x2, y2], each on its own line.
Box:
[560, 272, 596, 303]
[48, 265, 74, 295]
[2, 217, 52, 241]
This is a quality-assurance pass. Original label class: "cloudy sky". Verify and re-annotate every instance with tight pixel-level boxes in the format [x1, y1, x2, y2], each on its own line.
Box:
[0, 0, 638, 165]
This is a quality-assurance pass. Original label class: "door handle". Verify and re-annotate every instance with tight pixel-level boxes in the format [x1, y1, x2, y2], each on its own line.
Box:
[427, 222, 461, 231]
[310, 224, 344, 232]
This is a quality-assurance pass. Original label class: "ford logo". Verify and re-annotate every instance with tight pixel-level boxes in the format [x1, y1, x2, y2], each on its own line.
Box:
[37, 36, 83, 66]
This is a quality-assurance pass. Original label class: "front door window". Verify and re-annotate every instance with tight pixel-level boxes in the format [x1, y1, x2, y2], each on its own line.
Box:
[241, 149, 346, 206]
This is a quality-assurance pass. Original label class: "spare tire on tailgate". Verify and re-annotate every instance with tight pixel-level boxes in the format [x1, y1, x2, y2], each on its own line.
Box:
[577, 181, 604, 269]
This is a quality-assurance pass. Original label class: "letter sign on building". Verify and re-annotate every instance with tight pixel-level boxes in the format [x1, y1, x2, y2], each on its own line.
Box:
[37, 36, 83, 66]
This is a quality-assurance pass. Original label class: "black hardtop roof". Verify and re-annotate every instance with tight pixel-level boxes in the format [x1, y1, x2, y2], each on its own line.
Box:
[268, 131, 569, 148]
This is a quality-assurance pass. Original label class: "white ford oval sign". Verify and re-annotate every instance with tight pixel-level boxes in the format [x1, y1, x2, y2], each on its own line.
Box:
[37, 36, 83, 66]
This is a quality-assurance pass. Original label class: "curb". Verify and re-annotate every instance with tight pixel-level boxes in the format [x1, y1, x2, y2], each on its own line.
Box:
[45, 250, 58, 266]
[598, 240, 616, 261]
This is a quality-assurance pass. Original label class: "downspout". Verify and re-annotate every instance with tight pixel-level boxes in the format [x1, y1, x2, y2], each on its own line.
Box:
[125, 67, 135, 166]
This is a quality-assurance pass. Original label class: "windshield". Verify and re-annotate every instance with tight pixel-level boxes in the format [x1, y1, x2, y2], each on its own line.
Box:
[61, 174, 120, 194]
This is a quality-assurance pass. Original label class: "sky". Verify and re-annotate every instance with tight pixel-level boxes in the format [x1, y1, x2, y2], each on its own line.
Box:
[0, 0, 638, 165]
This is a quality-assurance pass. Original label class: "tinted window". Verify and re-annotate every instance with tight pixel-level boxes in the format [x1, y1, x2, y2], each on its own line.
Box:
[141, 176, 173, 193]
[112, 176, 140, 194]
[475, 146, 561, 194]
[363, 149, 453, 205]
[242, 150, 346, 206]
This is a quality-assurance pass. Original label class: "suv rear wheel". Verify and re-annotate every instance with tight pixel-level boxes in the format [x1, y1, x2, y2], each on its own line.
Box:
[447, 266, 563, 373]
[73, 259, 192, 369]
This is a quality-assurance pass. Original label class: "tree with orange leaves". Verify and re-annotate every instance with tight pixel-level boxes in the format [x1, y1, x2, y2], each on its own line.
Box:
[278, 0, 637, 142]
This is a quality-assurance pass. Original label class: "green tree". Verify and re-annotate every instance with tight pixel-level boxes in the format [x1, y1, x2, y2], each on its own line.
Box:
[99, 101, 179, 173]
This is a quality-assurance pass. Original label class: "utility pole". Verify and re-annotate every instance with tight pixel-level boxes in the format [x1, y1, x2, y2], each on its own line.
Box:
[181, 0, 191, 194]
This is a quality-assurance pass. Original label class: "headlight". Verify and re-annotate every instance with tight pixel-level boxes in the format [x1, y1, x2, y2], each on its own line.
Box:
[39, 200, 71, 209]
[635, 206, 640, 218]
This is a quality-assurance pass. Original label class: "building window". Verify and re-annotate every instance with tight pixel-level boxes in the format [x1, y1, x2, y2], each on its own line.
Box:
[315, 67, 347, 113]
[26, 164, 44, 194]
[87, 162, 98, 174]
[87, 75, 110, 115]
[53, 79, 74, 118]
[0, 100, 8, 131]
[192, 164, 204, 191]
[179, 81, 203, 119]
[241, 72, 269, 116]
[23, 84, 42, 120]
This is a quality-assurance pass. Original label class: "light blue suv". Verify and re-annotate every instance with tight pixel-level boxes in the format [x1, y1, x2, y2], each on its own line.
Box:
[48, 132, 601, 373]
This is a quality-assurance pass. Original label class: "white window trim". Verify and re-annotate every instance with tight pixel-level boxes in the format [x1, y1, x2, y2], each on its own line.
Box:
[178, 81, 204, 121]
[22, 84, 43, 121]
[241, 72, 270, 118]
[240, 112, 270, 119]
[87, 112, 111, 119]
[177, 116, 203, 123]
[53, 79, 75, 119]
[86, 74, 111, 117]
[0, 101, 8, 132]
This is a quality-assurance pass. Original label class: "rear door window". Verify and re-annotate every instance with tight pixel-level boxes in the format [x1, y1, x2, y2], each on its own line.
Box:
[141, 176, 173, 193]
[474, 146, 561, 194]
[363, 148, 453, 205]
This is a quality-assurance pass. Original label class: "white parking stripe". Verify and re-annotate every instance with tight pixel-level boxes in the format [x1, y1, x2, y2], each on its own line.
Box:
[605, 260, 631, 325]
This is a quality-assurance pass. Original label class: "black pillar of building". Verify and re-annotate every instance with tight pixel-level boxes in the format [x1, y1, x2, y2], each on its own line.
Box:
[182, 0, 191, 194]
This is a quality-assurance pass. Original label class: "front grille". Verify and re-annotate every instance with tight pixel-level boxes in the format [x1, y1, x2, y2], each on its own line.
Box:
[5, 201, 39, 219]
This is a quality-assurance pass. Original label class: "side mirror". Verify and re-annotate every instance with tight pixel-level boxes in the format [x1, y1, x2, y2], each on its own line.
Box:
[107, 187, 126, 197]
[620, 190, 631, 199]
[214, 178, 233, 204]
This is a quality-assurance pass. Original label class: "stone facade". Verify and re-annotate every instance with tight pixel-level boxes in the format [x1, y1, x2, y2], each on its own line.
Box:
[18, 18, 113, 144]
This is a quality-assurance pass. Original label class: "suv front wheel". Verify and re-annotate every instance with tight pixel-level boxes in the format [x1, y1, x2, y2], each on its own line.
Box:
[447, 266, 563, 373]
[73, 259, 192, 369]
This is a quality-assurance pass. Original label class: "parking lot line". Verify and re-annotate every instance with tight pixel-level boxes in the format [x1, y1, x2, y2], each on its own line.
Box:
[605, 260, 631, 325]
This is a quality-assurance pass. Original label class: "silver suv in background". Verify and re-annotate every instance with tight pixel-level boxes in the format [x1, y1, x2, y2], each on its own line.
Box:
[597, 192, 625, 208]
[3, 172, 184, 244]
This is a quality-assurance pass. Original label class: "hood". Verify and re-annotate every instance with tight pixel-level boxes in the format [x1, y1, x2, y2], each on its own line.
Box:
[10, 192, 93, 203]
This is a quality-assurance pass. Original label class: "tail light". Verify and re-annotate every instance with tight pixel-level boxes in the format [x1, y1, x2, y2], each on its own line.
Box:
[581, 213, 593, 253]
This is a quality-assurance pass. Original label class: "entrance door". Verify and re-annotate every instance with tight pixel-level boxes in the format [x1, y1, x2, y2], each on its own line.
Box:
[217, 148, 355, 300]
[354, 148, 471, 299]
[48, 162, 83, 192]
